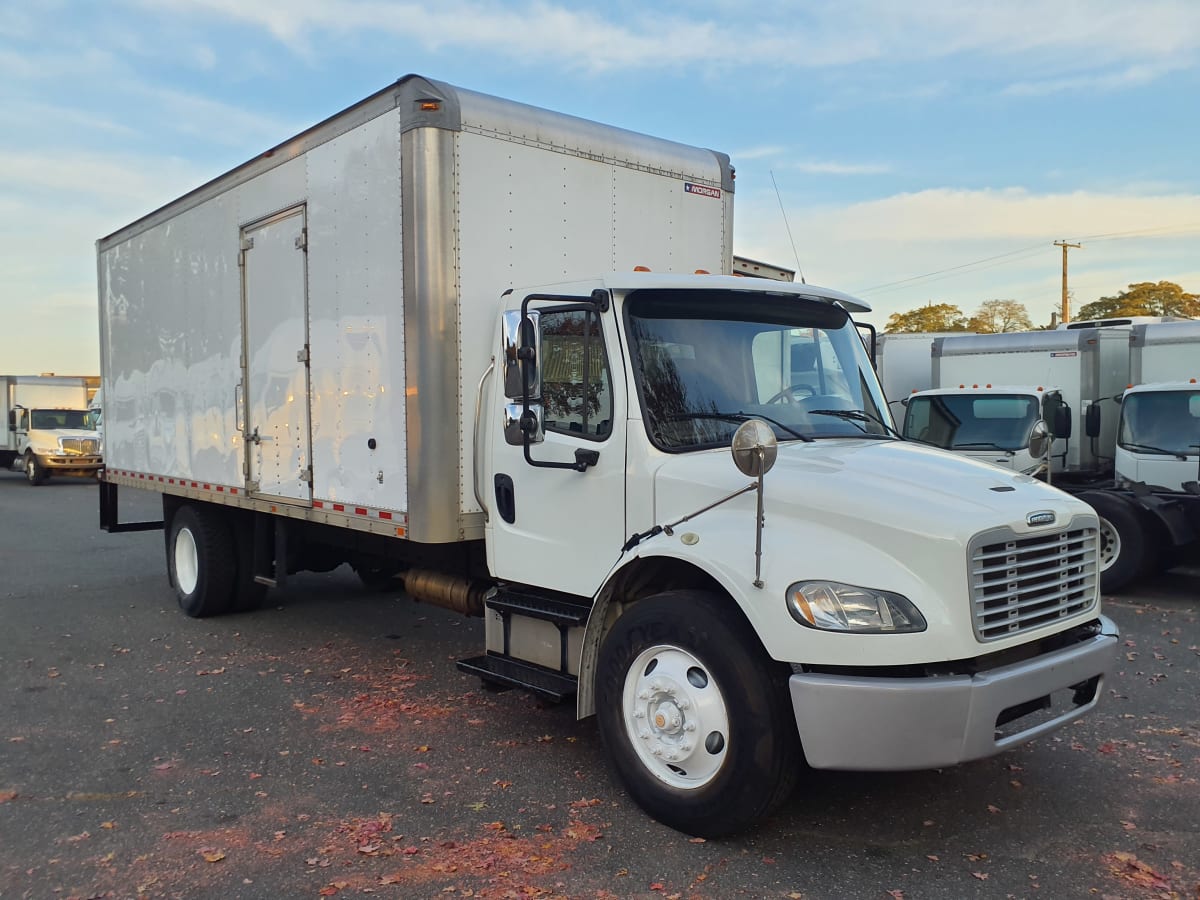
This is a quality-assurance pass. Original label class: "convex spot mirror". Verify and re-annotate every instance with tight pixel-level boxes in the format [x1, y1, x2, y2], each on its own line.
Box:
[731, 419, 778, 477]
[1028, 420, 1051, 460]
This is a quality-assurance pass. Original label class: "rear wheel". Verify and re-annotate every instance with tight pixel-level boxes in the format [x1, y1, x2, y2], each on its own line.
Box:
[168, 505, 235, 617]
[24, 453, 47, 485]
[1081, 492, 1145, 594]
[595, 590, 800, 837]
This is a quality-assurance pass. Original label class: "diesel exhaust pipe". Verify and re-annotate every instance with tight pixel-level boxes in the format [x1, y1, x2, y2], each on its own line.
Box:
[402, 568, 491, 617]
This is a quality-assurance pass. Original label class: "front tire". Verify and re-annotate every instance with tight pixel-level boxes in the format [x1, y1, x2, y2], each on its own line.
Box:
[24, 453, 47, 485]
[595, 590, 800, 837]
[168, 505, 235, 617]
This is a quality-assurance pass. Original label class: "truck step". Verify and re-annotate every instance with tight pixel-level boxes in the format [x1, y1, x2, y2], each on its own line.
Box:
[487, 586, 591, 627]
[457, 653, 578, 703]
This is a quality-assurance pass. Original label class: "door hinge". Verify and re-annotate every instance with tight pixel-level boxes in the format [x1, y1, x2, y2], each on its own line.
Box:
[296, 346, 310, 364]
[246, 479, 260, 493]
[299, 466, 313, 485]
[295, 228, 308, 251]
[238, 236, 254, 267]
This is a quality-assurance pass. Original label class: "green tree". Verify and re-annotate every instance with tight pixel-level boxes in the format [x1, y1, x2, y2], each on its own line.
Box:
[967, 299, 1033, 333]
[1076, 281, 1200, 320]
[885, 303, 968, 333]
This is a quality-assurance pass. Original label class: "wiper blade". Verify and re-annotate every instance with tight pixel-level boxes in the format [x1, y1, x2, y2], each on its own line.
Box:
[951, 441, 1014, 453]
[668, 411, 813, 442]
[806, 408, 900, 439]
[1123, 442, 1189, 461]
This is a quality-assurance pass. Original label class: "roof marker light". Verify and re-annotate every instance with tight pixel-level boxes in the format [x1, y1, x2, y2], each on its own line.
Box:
[633, 265, 651, 272]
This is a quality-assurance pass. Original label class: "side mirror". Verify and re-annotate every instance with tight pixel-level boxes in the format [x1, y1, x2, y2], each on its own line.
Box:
[501, 310, 540, 400]
[1028, 420, 1051, 460]
[731, 419, 778, 477]
[1042, 393, 1072, 440]
[1084, 404, 1101, 438]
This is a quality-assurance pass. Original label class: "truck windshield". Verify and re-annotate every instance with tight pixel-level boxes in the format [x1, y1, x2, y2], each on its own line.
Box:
[625, 289, 892, 451]
[903, 393, 1040, 451]
[1119, 390, 1200, 456]
[30, 409, 93, 430]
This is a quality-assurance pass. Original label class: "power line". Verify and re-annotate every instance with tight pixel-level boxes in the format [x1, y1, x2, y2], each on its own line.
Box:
[854, 221, 1200, 297]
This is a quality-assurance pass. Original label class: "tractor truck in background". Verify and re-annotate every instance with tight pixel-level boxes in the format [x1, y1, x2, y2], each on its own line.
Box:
[96, 75, 1117, 836]
[1, 375, 103, 484]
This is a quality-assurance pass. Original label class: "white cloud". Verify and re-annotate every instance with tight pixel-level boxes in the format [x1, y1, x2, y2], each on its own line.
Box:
[734, 184, 1200, 324]
[123, 0, 1200, 83]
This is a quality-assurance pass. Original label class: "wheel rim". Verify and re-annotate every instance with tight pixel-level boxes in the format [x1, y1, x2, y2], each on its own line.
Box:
[174, 526, 200, 595]
[621, 644, 730, 790]
[26, 458, 35, 480]
[1096, 516, 1120, 572]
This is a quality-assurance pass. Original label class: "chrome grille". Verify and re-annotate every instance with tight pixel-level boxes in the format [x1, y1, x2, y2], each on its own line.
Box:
[61, 438, 100, 455]
[969, 526, 1098, 641]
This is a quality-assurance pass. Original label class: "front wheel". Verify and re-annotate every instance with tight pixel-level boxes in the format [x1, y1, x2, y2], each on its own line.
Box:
[24, 453, 47, 485]
[595, 590, 800, 837]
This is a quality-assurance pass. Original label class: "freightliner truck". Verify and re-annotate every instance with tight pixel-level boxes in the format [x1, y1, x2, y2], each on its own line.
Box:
[96, 75, 1118, 836]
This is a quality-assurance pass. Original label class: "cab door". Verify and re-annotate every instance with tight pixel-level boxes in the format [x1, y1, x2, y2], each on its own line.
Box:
[239, 206, 313, 504]
[485, 294, 628, 596]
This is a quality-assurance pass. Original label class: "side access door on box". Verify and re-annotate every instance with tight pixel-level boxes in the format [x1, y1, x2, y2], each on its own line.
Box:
[239, 206, 314, 505]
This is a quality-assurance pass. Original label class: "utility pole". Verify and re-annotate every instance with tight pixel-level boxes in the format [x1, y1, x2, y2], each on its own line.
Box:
[1054, 240, 1082, 324]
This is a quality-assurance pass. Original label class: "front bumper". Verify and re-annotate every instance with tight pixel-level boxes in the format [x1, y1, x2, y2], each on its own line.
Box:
[789, 616, 1119, 770]
[37, 454, 103, 474]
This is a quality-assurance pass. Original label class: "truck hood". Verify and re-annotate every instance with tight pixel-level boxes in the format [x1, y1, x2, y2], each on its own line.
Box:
[647, 438, 1100, 666]
[31, 428, 101, 441]
[652, 438, 1085, 542]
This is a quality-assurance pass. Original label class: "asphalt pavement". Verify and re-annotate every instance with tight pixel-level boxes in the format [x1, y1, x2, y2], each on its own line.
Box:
[0, 470, 1196, 899]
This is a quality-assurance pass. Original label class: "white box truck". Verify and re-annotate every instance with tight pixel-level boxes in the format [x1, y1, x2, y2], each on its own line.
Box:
[1073, 321, 1200, 590]
[901, 329, 1131, 477]
[97, 75, 1117, 836]
[1, 375, 103, 483]
[875, 332, 969, 414]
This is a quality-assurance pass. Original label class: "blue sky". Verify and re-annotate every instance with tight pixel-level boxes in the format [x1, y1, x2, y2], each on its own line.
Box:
[3, 0, 1199, 374]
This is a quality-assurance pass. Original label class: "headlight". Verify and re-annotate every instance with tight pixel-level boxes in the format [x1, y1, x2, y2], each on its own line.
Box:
[785, 581, 926, 633]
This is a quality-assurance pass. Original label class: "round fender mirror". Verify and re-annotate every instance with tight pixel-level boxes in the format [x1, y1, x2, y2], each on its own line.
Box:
[731, 419, 778, 477]
[1028, 420, 1050, 460]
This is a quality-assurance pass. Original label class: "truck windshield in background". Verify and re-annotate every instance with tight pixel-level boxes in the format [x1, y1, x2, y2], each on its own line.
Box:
[1119, 389, 1200, 456]
[625, 289, 892, 450]
[903, 393, 1040, 451]
[29, 409, 95, 430]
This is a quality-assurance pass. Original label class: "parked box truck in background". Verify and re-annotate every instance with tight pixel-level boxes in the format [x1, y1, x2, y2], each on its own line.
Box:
[875, 332, 968, 413]
[97, 75, 1117, 836]
[901, 329, 1130, 477]
[1074, 321, 1200, 590]
[1, 375, 103, 484]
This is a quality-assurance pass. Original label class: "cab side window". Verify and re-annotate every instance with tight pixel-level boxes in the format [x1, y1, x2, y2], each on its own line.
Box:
[538, 309, 612, 440]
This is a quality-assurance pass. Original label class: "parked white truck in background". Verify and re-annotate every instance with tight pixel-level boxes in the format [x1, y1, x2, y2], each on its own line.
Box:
[1074, 321, 1200, 590]
[875, 331, 970, 413]
[899, 323, 1199, 592]
[1, 375, 103, 484]
[97, 75, 1117, 836]
[901, 329, 1131, 477]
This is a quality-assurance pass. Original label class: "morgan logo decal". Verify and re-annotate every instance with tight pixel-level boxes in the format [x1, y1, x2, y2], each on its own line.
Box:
[684, 183, 722, 199]
[1026, 510, 1056, 526]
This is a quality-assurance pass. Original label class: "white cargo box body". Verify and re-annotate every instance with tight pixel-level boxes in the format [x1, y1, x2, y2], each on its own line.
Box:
[1130, 320, 1200, 384]
[875, 332, 967, 407]
[933, 329, 1131, 471]
[97, 75, 733, 543]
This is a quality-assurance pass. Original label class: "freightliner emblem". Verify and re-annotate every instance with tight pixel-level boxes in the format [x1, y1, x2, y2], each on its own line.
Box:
[1027, 510, 1056, 526]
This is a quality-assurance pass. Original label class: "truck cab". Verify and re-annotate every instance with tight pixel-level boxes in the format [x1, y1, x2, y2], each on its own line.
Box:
[900, 385, 1064, 476]
[9, 405, 104, 484]
[1115, 381, 1200, 492]
[474, 273, 1117, 834]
